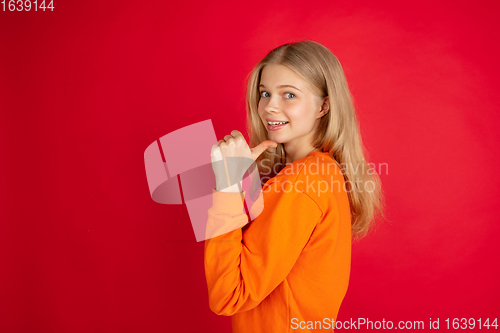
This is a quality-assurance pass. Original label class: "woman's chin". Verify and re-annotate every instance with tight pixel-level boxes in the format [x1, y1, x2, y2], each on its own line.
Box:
[267, 135, 284, 144]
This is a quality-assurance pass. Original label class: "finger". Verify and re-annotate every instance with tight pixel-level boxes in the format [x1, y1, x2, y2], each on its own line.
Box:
[211, 144, 223, 162]
[217, 139, 224, 145]
[230, 130, 246, 144]
[224, 135, 233, 141]
[230, 130, 244, 140]
[250, 140, 278, 160]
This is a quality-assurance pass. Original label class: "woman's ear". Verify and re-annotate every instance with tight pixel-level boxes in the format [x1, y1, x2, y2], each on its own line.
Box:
[319, 96, 330, 117]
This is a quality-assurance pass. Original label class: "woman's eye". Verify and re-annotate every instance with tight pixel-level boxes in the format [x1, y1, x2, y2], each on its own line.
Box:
[259, 91, 295, 99]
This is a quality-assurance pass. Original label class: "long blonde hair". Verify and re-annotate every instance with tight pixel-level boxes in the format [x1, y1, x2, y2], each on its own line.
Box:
[245, 40, 386, 240]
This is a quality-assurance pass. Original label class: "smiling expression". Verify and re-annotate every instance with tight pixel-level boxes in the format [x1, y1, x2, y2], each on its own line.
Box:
[258, 64, 327, 150]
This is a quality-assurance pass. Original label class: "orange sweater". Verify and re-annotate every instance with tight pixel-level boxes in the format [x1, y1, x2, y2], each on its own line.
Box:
[204, 151, 352, 332]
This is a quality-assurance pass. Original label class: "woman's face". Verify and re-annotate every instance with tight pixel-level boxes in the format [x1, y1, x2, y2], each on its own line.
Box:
[257, 64, 328, 150]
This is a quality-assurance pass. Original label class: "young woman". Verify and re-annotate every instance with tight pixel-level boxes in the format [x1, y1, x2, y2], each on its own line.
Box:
[205, 40, 385, 332]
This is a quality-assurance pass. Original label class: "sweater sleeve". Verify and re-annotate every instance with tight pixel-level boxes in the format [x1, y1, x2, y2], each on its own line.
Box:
[204, 184, 323, 316]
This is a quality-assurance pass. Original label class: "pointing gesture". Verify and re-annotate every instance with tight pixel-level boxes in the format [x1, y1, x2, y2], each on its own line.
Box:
[211, 130, 277, 192]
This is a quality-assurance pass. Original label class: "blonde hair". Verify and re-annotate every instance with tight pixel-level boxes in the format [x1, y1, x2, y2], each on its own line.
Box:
[245, 40, 386, 240]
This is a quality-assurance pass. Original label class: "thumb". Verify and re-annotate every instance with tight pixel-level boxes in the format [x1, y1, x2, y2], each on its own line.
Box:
[250, 140, 278, 160]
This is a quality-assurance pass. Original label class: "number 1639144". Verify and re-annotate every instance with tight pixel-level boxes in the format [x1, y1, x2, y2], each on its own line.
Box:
[2, 0, 54, 11]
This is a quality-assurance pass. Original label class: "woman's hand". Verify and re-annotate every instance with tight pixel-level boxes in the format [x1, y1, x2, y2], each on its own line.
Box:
[211, 130, 277, 192]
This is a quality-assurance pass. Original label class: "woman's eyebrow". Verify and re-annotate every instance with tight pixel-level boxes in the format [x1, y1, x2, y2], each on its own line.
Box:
[259, 84, 302, 92]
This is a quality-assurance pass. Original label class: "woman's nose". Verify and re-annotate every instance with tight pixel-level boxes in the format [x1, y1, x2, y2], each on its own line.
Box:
[264, 97, 281, 113]
[265, 106, 279, 114]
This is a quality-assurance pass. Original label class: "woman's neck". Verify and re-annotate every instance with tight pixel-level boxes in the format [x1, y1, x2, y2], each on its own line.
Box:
[285, 145, 321, 164]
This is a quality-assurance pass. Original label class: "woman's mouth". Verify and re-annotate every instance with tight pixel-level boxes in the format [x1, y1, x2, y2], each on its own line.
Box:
[267, 121, 289, 131]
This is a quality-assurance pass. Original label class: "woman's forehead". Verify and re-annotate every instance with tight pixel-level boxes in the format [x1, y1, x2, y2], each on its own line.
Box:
[261, 64, 299, 81]
[260, 64, 319, 95]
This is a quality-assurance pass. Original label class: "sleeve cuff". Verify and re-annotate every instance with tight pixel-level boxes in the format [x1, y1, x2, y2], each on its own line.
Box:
[212, 188, 246, 216]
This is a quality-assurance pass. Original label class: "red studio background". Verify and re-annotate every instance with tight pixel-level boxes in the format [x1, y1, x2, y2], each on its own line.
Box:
[1, 0, 499, 332]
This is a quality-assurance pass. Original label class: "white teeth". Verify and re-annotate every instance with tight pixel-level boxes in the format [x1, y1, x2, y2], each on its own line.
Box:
[268, 121, 288, 126]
